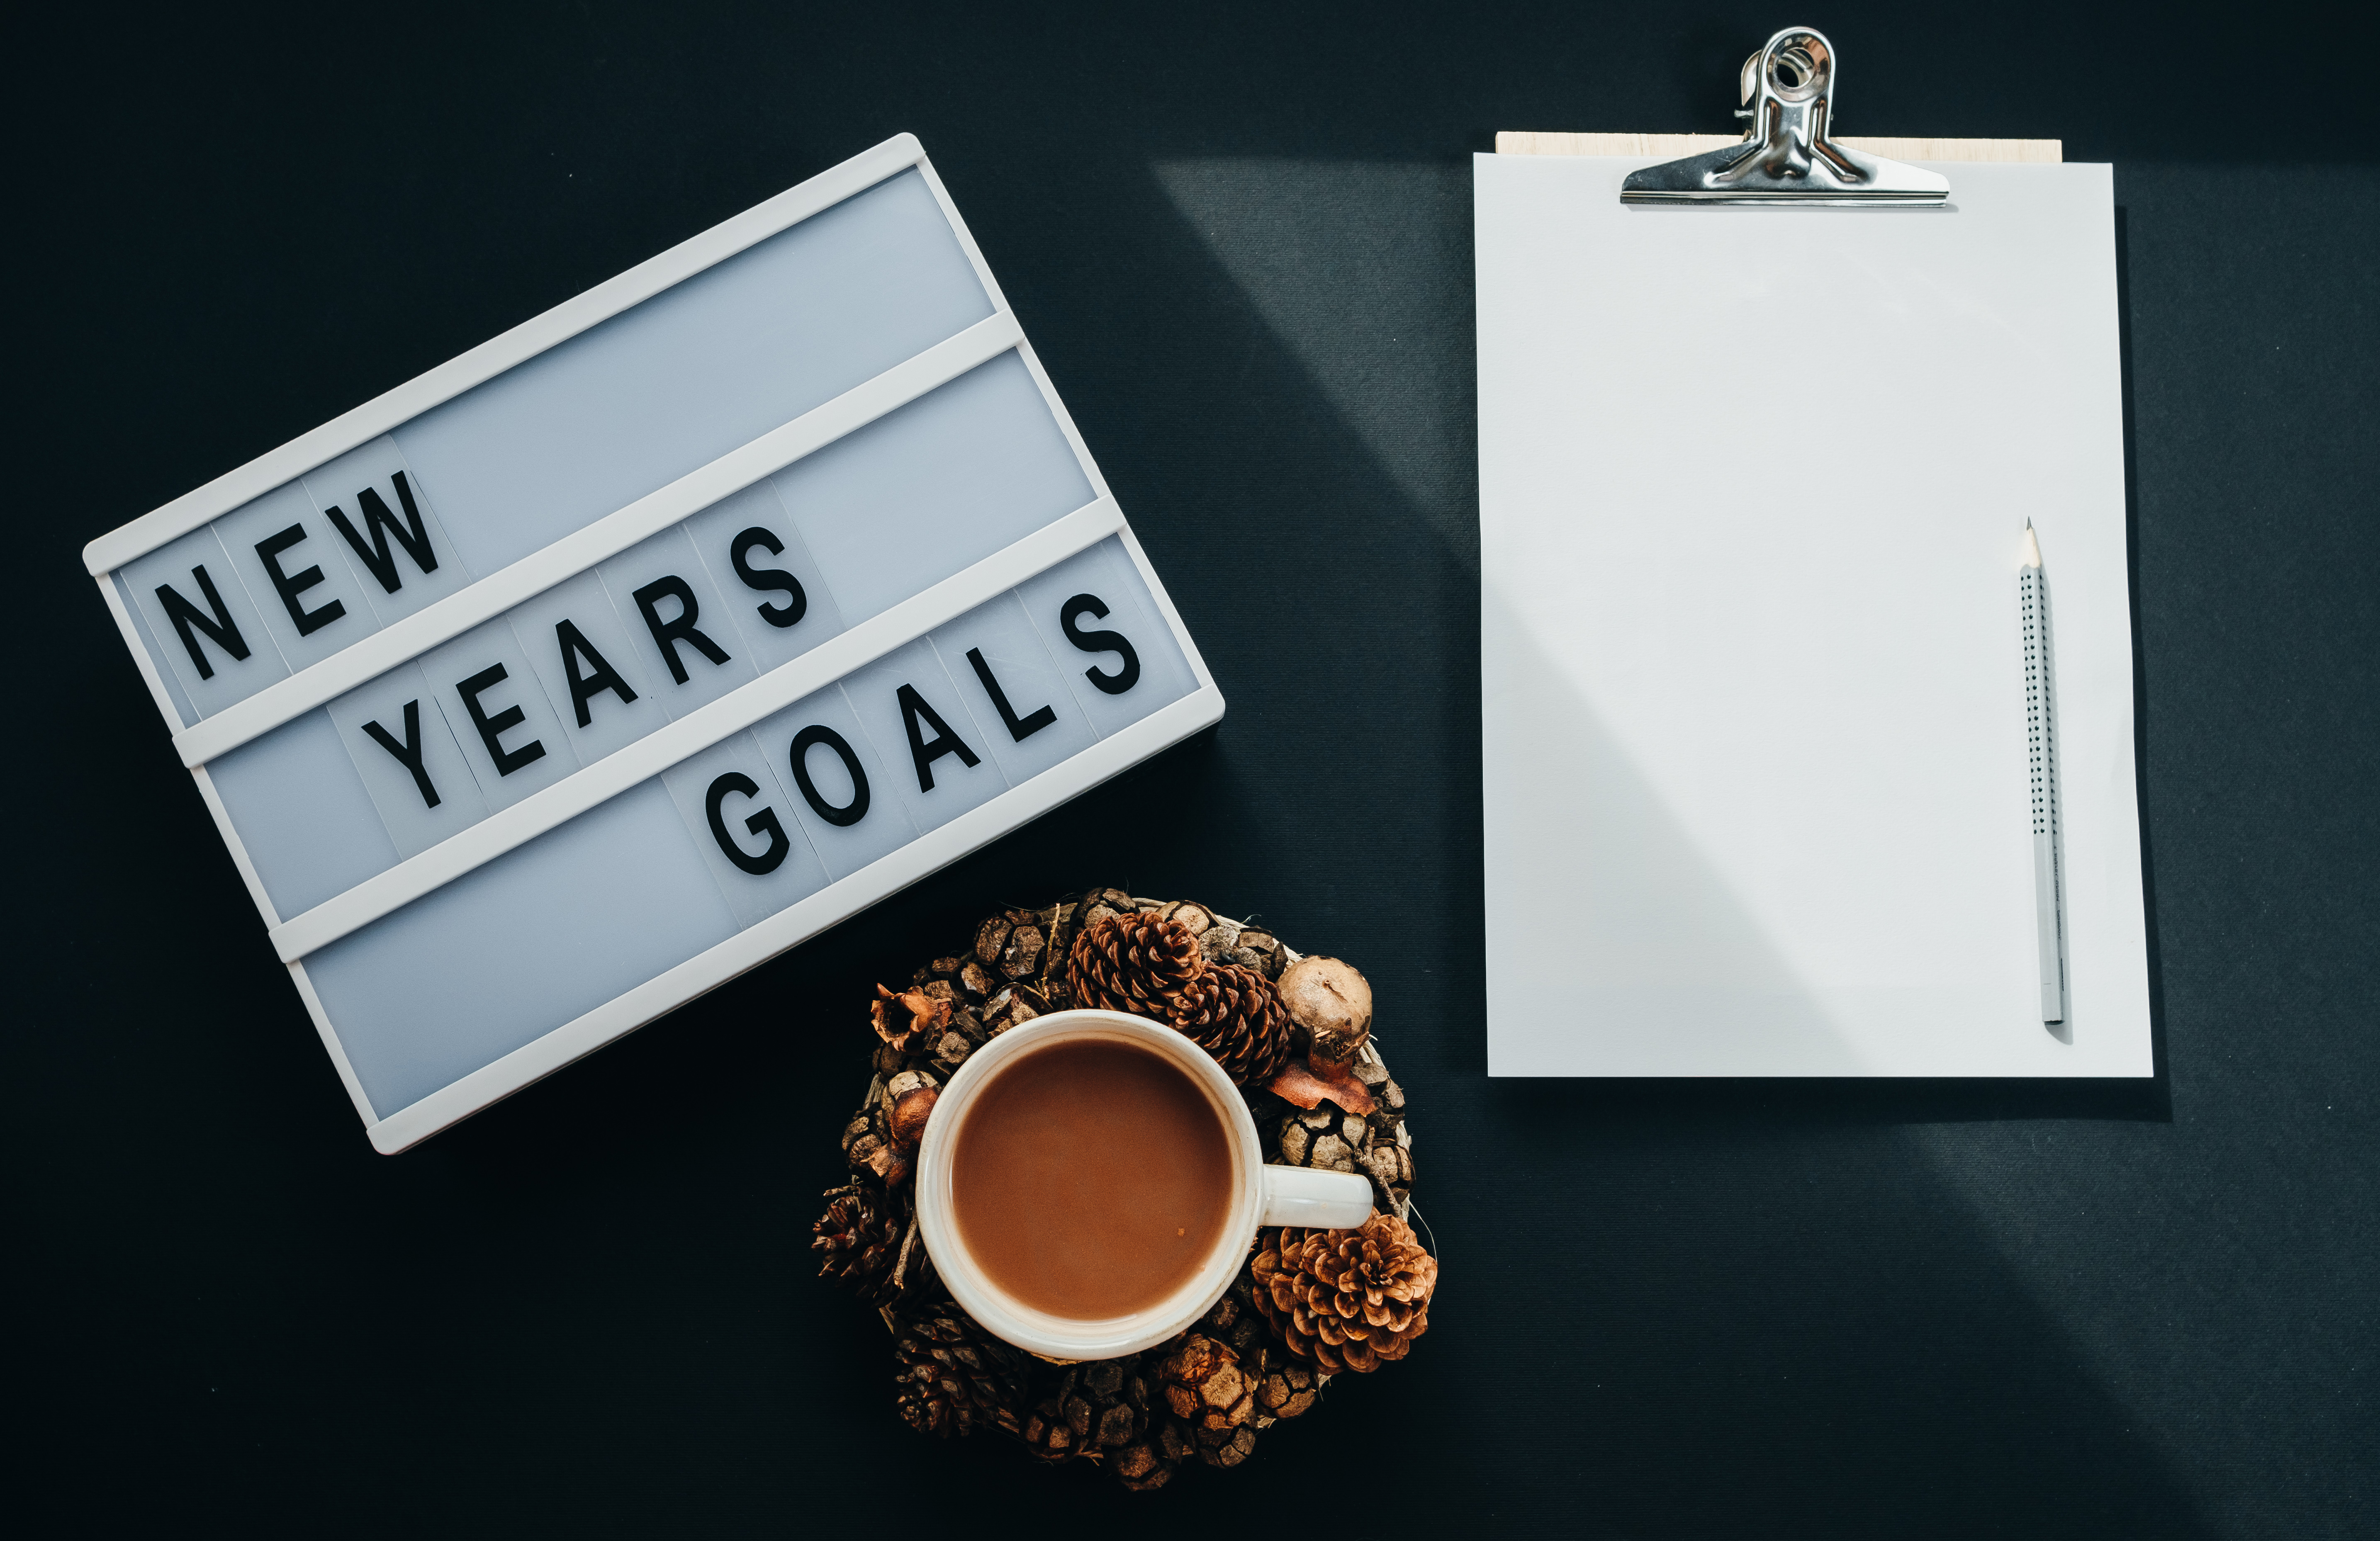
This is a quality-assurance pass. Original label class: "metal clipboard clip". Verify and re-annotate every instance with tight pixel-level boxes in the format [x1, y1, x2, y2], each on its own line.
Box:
[1620, 27, 1949, 206]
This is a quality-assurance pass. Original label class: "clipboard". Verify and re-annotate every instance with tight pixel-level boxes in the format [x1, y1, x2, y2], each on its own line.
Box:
[1475, 27, 2151, 1079]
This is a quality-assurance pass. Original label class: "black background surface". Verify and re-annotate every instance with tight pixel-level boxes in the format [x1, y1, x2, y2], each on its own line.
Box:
[13, 4, 2377, 1536]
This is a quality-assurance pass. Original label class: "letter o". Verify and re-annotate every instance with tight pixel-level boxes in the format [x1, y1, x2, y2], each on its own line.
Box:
[788, 724, 870, 827]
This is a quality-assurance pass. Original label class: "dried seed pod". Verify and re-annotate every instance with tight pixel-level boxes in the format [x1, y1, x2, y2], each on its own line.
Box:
[1079, 887, 1136, 931]
[882, 1068, 938, 1125]
[1233, 926, 1285, 980]
[1278, 956, 1373, 1072]
[999, 923, 1045, 981]
[867, 1143, 914, 1188]
[888, 1085, 939, 1148]
[1159, 899, 1217, 934]
[1363, 1141, 1412, 1188]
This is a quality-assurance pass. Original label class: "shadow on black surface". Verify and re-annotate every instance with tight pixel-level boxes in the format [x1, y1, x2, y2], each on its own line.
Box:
[54, 41, 2380, 1534]
[277, 150, 2222, 1539]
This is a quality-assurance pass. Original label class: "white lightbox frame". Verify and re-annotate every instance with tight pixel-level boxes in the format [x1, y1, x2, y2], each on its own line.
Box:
[85, 134, 1224, 1152]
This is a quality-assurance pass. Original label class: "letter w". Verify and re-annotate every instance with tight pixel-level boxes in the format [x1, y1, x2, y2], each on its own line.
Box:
[328, 471, 440, 593]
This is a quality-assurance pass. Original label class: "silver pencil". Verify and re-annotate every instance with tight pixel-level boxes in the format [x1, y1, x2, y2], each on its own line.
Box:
[2020, 521, 2068, 1023]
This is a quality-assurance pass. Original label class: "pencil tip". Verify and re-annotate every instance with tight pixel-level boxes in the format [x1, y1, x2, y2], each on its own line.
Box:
[2020, 523, 2042, 569]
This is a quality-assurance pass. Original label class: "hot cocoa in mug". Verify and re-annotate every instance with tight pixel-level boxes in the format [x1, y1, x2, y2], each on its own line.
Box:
[917, 1010, 1375, 1360]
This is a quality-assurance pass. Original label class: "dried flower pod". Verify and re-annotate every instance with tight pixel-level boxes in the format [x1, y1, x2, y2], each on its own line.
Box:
[871, 983, 950, 1050]
[1278, 956, 1373, 1072]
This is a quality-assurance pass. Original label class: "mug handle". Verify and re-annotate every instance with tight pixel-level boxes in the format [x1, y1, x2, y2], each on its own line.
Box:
[1258, 1164, 1376, 1230]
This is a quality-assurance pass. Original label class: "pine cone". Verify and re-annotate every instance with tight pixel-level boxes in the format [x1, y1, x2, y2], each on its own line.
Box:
[1113, 1417, 1200, 1491]
[1169, 963, 1293, 1087]
[1268, 1052, 1414, 1221]
[1251, 1344, 1321, 1420]
[1251, 1212, 1437, 1374]
[811, 1184, 902, 1301]
[1019, 1357, 1164, 1473]
[1068, 911, 1206, 1020]
[892, 1307, 1027, 1439]
[1273, 1105, 1370, 1175]
[1156, 1334, 1260, 1468]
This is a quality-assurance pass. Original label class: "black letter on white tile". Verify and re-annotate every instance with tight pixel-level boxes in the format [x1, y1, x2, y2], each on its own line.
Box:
[631, 575, 732, 684]
[730, 527, 807, 629]
[555, 619, 639, 727]
[327, 472, 439, 593]
[1059, 594, 1140, 695]
[964, 647, 1056, 742]
[254, 524, 347, 637]
[361, 700, 441, 808]
[788, 724, 869, 827]
[455, 663, 546, 776]
[896, 683, 981, 793]
[704, 772, 790, 875]
[155, 565, 252, 680]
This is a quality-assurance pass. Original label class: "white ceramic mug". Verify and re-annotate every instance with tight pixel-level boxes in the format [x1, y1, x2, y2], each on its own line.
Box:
[916, 1008, 1376, 1361]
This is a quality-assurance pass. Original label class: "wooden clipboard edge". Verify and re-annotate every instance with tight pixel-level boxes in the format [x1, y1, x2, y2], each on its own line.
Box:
[1496, 131, 2061, 163]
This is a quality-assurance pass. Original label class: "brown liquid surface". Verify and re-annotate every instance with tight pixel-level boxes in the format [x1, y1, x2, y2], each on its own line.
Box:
[951, 1038, 1235, 1320]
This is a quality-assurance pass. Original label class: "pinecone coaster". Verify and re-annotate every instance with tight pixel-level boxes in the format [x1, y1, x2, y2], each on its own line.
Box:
[809, 889, 1437, 1491]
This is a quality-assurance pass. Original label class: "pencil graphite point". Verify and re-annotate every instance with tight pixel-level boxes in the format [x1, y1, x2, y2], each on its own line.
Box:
[2020, 522, 2043, 569]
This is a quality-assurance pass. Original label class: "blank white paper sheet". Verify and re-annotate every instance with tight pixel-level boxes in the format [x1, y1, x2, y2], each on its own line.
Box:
[1475, 155, 2152, 1077]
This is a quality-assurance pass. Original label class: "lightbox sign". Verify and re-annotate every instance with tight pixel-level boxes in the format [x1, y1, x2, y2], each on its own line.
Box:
[85, 136, 1222, 1152]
